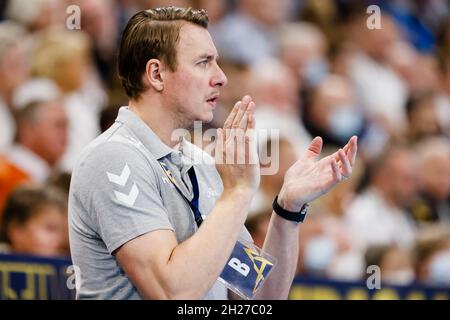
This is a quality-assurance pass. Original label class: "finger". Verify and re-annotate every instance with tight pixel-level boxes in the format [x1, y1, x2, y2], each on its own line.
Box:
[331, 158, 341, 182]
[232, 95, 251, 129]
[305, 137, 323, 159]
[245, 102, 257, 164]
[338, 148, 352, 178]
[240, 101, 255, 131]
[247, 101, 255, 130]
[223, 101, 241, 131]
[215, 128, 224, 164]
[346, 136, 358, 166]
[236, 132, 245, 164]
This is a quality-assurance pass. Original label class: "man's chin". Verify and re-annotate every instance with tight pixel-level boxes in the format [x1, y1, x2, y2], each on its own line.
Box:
[198, 112, 214, 124]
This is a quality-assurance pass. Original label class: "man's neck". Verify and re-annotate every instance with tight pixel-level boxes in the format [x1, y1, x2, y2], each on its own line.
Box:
[128, 96, 180, 149]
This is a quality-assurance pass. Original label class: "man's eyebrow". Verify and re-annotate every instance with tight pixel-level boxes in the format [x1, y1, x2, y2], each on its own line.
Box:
[197, 54, 219, 61]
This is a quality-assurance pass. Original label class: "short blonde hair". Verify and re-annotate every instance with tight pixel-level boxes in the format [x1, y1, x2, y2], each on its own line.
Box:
[31, 29, 91, 82]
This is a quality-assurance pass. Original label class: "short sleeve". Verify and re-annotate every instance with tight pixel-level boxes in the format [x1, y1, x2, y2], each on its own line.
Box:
[75, 141, 174, 254]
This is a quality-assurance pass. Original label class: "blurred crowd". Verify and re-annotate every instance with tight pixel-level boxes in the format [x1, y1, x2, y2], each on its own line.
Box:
[0, 0, 449, 290]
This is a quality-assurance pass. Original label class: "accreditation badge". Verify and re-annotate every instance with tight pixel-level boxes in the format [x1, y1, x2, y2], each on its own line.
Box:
[218, 240, 277, 300]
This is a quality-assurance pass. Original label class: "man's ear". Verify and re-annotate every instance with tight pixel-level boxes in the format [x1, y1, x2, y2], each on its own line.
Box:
[145, 59, 165, 92]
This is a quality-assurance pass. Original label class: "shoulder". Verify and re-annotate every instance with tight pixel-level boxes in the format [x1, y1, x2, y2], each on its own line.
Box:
[75, 123, 153, 172]
[71, 132, 159, 192]
[78, 141, 148, 172]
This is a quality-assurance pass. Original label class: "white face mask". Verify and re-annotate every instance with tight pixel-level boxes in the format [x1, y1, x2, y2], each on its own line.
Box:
[303, 235, 337, 274]
[327, 107, 364, 142]
[302, 58, 328, 87]
[427, 250, 450, 286]
[383, 269, 415, 286]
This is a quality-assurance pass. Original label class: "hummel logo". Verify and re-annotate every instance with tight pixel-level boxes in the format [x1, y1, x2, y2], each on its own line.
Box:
[106, 163, 139, 206]
[107, 163, 130, 186]
[114, 183, 139, 206]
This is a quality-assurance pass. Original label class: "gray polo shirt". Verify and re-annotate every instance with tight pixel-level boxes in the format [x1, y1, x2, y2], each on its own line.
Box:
[68, 107, 252, 300]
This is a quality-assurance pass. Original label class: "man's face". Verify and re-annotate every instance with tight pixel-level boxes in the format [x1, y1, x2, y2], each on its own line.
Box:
[388, 151, 418, 206]
[32, 102, 68, 165]
[0, 43, 29, 92]
[163, 23, 228, 129]
[10, 205, 67, 257]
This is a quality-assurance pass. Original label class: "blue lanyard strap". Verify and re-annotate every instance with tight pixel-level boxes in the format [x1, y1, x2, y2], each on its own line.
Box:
[159, 161, 203, 227]
[187, 167, 203, 227]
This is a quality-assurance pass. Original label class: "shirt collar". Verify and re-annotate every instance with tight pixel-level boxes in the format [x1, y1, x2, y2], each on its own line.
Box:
[115, 106, 174, 160]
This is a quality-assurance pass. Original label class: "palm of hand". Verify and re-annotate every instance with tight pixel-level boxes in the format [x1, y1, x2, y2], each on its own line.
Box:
[279, 136, 358, 211]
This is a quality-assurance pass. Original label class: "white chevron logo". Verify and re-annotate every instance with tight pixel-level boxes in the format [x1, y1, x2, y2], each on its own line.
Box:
[106, 163, 130, 186]
[114, 183, 139, 206]
[106, 164, 139, 206]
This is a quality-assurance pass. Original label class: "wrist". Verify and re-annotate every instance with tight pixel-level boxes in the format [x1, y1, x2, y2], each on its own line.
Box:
[272, 195, 309, 223]
[277, 189, 303, 212]
[222, 185, 255, 200]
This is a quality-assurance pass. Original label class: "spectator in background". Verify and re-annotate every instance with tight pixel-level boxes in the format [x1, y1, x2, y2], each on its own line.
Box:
[4, 0, 65, 32]
[212, 0, 293, 65]
[31, 29, 105, 171]
[11, 77, 61, 110]
[410, 138, 450, 224]
[277, 22, 329, 88]
[435, 57, 450, 137]
[193, 0, 228, 26]
[365, 244, 415, 286]
[414, 227, 450, 286]
[250, 58, 311, 156]
[74, 0, 121, 87]
[0, 99, 68, 212]
[250, 138, 298, 215]
[405, 91, 443, 145]
[0, 185, 69, 257]
[245, 209, 271, 249]
[302, 74, 365, 149]
[346, 13, 408, 135]
[345, 144, 418, 253]
[297, 156, 365, 280]
[385, 41, 441, 95]
[0, 21, 29, 153]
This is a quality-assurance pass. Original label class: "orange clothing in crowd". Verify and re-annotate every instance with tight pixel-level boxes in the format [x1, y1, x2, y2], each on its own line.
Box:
[0, 157, 31, 218]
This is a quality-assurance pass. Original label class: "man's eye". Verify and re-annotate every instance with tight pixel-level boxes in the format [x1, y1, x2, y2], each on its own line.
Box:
[198, 60, 208, 66]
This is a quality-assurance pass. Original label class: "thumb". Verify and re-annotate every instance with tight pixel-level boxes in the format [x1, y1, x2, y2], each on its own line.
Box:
[305, 136, 323, 159]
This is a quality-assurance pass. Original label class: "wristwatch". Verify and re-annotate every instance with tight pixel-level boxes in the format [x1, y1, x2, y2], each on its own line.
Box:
[272, 195, 309, 223]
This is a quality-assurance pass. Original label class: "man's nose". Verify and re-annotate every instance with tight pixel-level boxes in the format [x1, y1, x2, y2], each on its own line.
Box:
[211, 65, 228, 87]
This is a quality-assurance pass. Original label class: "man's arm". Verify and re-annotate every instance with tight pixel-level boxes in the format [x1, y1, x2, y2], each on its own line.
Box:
[254, 136, 358, 299]
[115, 96, 259, 299]
[115, 187, 253, 299]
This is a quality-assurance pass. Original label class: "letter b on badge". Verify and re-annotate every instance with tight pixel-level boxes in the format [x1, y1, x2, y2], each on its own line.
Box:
[228, 258, 250, 277]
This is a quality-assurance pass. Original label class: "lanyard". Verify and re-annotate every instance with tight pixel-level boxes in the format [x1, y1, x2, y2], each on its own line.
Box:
[158, 161, 203, 227]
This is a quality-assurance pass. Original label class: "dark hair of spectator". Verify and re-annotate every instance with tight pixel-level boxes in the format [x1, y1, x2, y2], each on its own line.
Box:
[0, 185, 67, 244]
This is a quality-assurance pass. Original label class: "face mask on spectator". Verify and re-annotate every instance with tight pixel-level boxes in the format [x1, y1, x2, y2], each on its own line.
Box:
[383, 269, 415, 286]
[303, 234, 337, 274]
[302, 58, 328, 87]
[327, 107, 364, 142]
[427, 250, 450, 286]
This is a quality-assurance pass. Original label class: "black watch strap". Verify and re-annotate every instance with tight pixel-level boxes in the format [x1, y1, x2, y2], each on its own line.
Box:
[272, 195, 309, 223]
